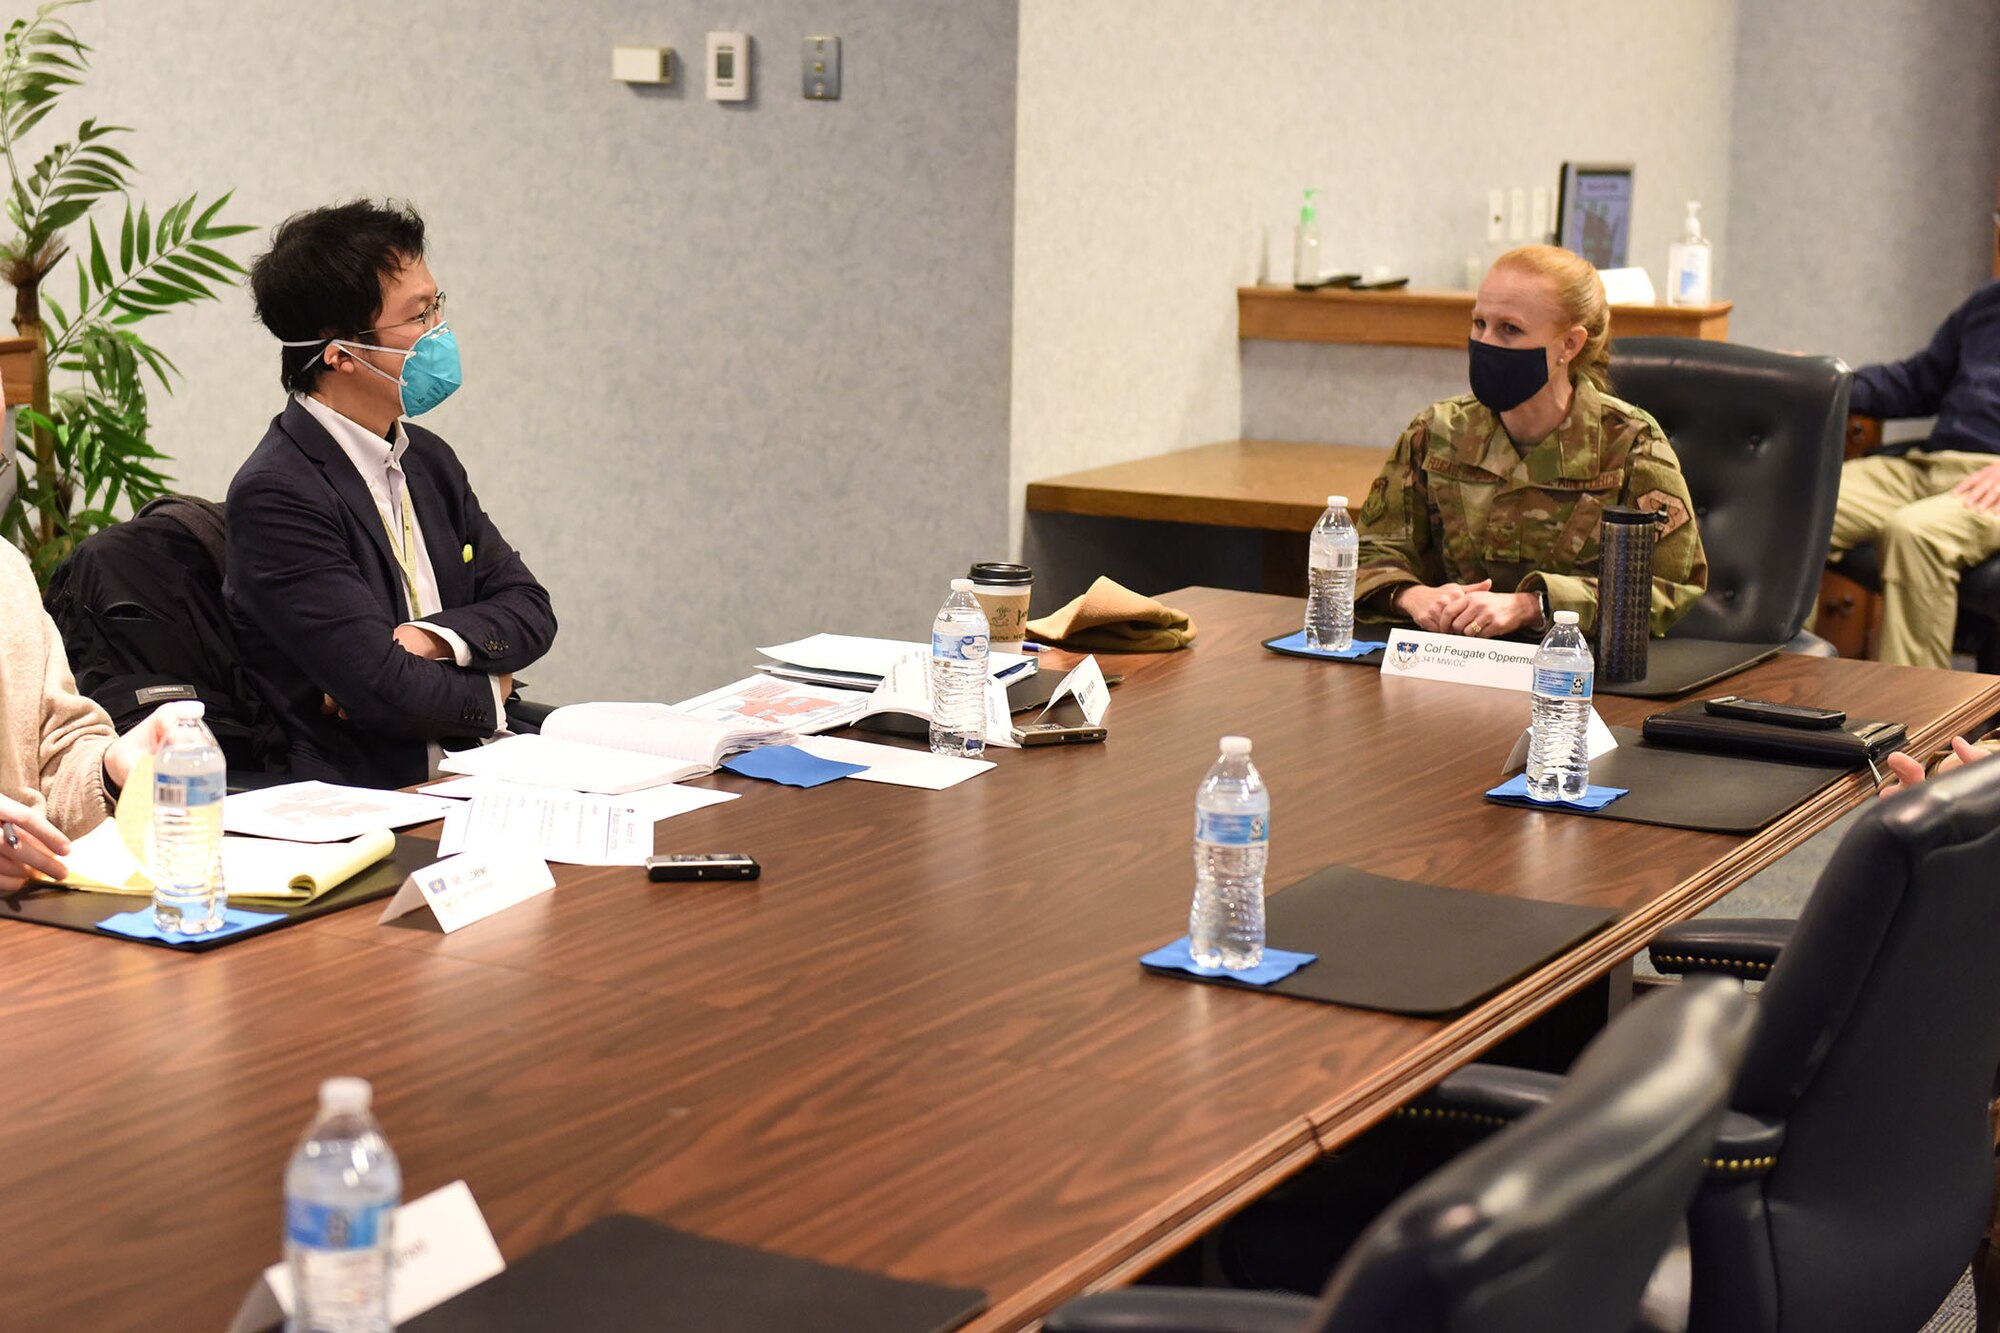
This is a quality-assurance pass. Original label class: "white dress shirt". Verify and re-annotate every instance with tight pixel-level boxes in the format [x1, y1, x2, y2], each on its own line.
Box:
[295, 393, 507, 751]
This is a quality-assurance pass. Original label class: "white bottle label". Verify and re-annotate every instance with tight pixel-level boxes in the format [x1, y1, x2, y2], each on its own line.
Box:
[1532, 667, 1593, 701]
[287, 1197, 393, 1249]
[155, 771, 224, 808]
[931, 631, 988, 662]
[1195, 810, 1269, 846]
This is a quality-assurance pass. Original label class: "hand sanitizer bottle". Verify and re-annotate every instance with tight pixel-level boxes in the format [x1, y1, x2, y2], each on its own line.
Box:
[1667, 201, 1712, 306]
[1293, 189, 1322, 288]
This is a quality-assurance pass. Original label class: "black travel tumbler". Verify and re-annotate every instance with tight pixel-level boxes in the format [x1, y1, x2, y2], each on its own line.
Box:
[1594, 507, 1661, 684]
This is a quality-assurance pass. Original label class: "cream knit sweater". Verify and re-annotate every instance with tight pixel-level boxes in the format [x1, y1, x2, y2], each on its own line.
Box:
[1, 542, 114, 834]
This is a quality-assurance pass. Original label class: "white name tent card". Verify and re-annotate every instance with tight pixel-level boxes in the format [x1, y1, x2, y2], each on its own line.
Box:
[1500, 710, 1620, 774]
[228, 1179, 504, 1332]
[1037, 654, 1109, 726]
[379, 851, 556, 934]
[1380, 628, 1538, 693]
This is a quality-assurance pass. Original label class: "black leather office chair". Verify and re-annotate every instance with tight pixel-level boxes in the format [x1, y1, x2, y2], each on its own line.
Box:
[1042, 977, 1757, 1333]
[43, 495, 291, 781]
[1608, 338, 1850, 651]
[1427, 757, 2000, 1333]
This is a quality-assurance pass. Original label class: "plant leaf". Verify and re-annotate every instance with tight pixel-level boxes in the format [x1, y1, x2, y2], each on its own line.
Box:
[86, 216, 110, 288]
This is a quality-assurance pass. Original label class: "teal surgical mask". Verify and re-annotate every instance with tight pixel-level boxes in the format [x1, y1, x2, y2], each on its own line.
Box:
[284, 323, 463, 417]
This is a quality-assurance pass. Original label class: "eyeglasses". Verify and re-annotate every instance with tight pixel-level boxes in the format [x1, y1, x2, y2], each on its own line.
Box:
[362, 291, 447, 338]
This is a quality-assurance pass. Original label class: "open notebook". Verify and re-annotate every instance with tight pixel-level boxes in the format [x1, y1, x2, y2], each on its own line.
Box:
[440, 701, 791, 795]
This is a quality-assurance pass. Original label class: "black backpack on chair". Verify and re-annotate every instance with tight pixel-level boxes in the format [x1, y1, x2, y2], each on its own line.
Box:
[44, 495, 289, 778]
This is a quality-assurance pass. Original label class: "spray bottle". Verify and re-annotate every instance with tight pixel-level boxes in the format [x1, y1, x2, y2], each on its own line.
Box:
[1293, 188, 1322, 288]
[1667, 201, 1713, 306]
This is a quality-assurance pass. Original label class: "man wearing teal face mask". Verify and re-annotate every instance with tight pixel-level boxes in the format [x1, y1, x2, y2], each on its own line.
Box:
[225, 200, 557, 789]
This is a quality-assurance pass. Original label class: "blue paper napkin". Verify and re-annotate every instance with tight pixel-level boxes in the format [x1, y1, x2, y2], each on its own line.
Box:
[1140, 936, 1317, 986]
[1486, 773, 1629, 812]
[721, 744, 868, 789]
[95, 905, 285, 944]
[1266, 630, 1388, 660]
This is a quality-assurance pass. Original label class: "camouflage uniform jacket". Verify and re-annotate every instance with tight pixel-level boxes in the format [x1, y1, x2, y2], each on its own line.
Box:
[1353, 380, 1707, 635]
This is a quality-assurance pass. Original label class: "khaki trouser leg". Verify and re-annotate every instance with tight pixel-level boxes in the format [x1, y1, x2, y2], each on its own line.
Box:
[1844, 453, 2000, 668]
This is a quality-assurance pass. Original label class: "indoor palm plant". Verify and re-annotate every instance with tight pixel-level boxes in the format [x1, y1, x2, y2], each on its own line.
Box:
[0, 0, 252, 579]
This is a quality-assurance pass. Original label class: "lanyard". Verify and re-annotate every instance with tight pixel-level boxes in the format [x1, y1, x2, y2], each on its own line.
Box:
[387, 477, 424, 618]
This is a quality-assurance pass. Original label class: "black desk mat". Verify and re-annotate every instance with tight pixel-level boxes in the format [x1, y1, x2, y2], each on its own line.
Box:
[1141, 865, 1617, 1018]
[1486, 727, 1848, 834]
[0, 832, 436, 952]
[402, 1214, 986, 1333]
[1262, 630, 1777, 698]
[1600, 637, 1782, 698]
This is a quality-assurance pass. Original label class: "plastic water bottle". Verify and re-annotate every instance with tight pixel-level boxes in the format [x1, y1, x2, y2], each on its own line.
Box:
[1526, 610, 1594, 802]
[930, 576, 989, 758]
[285, 1077, 401, 1333]
[1189, 736, 1269, 970]
[1306, 494, 1359, 650]
[151, 700, 225, 934]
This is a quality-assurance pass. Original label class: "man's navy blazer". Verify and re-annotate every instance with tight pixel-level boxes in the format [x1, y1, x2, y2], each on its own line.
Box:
[225, 398, 557, 790]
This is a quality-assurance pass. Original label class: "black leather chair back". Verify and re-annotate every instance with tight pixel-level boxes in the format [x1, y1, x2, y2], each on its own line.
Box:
[1608, 338, 1850, 644]
[1692, 759, 2000, 1333]
[1315, 978, 1756, 1333]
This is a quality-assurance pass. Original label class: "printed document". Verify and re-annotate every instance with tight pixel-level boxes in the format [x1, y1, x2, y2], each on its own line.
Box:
[438, 788, 657, 867]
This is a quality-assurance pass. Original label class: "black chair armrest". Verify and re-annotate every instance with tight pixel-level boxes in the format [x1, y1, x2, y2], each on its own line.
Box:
[1704, 1109, 1786, 1181]
[1405, 1063, 1565, 1131]
[1648, 919, 1795, 979]
[506, 696, 557, 730]
[1042, 1288, 1315, 1333]
[1412, 1058, 1785, 1184]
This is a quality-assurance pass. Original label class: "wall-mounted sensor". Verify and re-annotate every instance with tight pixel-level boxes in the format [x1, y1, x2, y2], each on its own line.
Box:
[707, 32, 749, 101]
[611, 46, 672, 85]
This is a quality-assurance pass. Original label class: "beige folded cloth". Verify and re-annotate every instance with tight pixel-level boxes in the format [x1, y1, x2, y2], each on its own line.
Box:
[1025, 577, 1197, 652]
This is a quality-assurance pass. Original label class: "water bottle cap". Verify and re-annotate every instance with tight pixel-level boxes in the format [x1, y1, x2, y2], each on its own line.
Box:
[166, 700, 206, 721]
[1553, 610, 1580, 625]
[1326, 495, 1347, 508]
[949, 578, 974, 592]
[319, 1077, 373, 1113]
[1219, 735, 1251, 756]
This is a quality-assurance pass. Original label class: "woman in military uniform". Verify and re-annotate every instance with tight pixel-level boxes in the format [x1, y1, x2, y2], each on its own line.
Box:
[1354, 244, 1707, 639]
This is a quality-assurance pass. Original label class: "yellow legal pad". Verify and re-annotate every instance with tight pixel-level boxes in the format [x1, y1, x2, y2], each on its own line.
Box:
[44, 756, 396, 903]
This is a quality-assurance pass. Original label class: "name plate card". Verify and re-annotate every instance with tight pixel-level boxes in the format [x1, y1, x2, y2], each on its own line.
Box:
[1037, 654, 1109, 725]
[1381, 628, 1537, 692]
[229, 1180, 505, 1332]
[378, 851, 556, 934]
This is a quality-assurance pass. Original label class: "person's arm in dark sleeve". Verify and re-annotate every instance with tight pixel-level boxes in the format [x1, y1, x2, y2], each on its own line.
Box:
[411, 469, 555, 677]
[1850, 296, 1967, 419]
[228, 468, 502, 740]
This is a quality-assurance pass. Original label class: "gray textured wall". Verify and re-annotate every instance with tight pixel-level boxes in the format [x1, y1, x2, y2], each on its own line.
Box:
[64, 0, 1016, 703]
[1725, 0, 2000, 371]
[1014, 0, 1741, 516]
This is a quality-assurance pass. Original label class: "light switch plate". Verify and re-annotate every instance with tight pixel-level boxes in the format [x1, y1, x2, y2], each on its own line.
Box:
[611, 46, 672, 85]
[707, 32, 749, 101]
[802, 35, 840, 100]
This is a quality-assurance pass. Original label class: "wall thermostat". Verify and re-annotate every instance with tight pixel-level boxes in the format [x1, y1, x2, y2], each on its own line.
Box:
[706, 32, 749, 101]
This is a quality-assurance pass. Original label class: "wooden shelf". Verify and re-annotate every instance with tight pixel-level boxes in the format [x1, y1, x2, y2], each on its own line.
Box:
[0, 334, 33, 408]
[1026, 438, 1390, 532]
[1238, 286, 1731, 348]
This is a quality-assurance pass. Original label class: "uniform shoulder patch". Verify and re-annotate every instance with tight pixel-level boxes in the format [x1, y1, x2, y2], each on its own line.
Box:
[1359, 473, 1390, 524]
[1635, 489, 1691, 537]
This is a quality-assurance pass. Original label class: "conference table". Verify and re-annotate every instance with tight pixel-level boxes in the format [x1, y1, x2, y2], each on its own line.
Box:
[4, 586, 1997, 1331]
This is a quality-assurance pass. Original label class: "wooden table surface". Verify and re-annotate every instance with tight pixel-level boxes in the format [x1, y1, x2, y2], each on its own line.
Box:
[1026, 439, 1391, 532]
[5, 586, 1996, 1332]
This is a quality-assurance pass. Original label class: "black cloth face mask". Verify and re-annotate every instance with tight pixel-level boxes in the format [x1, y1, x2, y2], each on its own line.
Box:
[1467, 338, 1552, 413]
